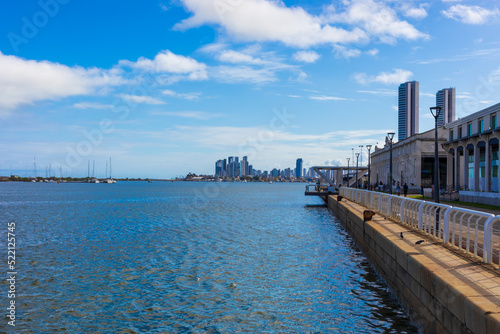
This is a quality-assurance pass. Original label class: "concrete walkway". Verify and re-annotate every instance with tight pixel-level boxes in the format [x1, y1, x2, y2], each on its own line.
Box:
[332, 197, 500, 333]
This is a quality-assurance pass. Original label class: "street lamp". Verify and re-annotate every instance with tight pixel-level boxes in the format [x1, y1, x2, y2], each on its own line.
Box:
[387, 132, 395, 194]
[366, 144, 372, 190]
[359, 145, 363, 187]
[430, 106, 442, 203]
[355, 153, 360, 188]
[346, 158, 350, 187]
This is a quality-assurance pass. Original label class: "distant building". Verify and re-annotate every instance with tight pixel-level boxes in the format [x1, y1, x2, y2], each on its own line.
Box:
[241, 156, 249, 176]
[398, 81, 419, 142]
[296, 158, 303, 178]
[436, 88, 456, 126]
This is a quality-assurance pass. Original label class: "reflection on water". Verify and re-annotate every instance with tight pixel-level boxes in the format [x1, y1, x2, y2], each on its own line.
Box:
[0, 182, 419, 333]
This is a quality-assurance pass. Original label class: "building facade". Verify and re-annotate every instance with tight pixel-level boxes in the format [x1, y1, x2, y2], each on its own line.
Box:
[442, 102, 500, 193]
[371, 127, 447, 188]
[296, 158, 303, 178]
[436, 88, 456, 126]
[398, 81, 419, 142]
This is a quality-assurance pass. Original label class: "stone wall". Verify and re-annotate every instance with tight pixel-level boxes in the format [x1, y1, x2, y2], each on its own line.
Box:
[327, 195, 500, 334]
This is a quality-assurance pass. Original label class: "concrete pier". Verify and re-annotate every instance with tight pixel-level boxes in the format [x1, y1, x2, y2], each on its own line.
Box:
[327, 195, 500, 334]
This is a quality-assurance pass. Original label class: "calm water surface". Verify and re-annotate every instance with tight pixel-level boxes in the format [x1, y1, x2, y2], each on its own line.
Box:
[0, 182, 419, 333]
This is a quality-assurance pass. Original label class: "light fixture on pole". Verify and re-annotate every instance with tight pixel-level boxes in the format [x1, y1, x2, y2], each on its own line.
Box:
[387, 132, 395, 194]
[366, 144, 372, 190]
[430, 106, 442, 203]
[355, 153, 360, 189]
[346, 158, 350, 187]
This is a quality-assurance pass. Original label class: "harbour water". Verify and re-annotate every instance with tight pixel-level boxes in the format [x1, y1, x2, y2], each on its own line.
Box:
[0, 182, 419, 333]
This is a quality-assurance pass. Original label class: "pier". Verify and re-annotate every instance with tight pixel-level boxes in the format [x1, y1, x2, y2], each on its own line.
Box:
[324, 188, 500, 334]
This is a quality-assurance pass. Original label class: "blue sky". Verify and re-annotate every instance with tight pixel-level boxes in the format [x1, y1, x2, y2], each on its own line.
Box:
[1, 0, 500, 178]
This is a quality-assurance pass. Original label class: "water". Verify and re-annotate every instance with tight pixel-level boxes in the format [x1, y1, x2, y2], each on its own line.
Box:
[0, 182, 419, 333]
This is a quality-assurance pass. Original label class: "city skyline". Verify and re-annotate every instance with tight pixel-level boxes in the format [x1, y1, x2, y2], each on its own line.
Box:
[1, 1, 500, 178]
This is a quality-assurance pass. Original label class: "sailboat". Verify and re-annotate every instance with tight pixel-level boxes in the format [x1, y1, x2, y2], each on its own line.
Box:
[103, 157, 116, 183]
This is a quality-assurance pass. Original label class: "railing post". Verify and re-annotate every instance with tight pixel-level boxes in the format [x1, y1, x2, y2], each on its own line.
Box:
[442, 208, 452, 244]
[387, 195, 392, 218]
[418, 202, 424, 230]
[400, 198, 406, 223]
[378, 194, 382, 213]
[483, 216, 496, 264]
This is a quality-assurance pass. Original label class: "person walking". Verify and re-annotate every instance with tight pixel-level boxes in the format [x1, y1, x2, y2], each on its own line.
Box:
[403, 183, 408, 197]
[396, 182, 401, 196]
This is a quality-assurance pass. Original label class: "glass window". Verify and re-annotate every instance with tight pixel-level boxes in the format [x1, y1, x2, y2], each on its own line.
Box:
[459, 127, 462, 138]
[450, 130, 454, 141]
[468, 123, 472, 136]
[492, 115, 497, 129]
[480, 119, 484, 133]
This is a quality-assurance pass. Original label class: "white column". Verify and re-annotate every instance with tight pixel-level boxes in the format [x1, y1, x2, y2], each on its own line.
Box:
[454, 148, 459, 190]
[486, 140, 491, 192]
[463, 148, 469, 190]
[474, 144, 480, 192]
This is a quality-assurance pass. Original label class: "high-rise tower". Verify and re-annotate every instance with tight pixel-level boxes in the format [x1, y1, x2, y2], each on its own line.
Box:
[296, 158, 303, 178]
[436, 88, 456, 126]
[398, 81, 419, 141]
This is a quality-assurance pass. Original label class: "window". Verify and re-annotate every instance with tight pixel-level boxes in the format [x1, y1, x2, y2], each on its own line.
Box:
[459, 127, 462, 138]
[479, 119, 484, 133]
[468, 123, 472, 136]
[492, 114, 497, 130]
[450, 130, 454, 141]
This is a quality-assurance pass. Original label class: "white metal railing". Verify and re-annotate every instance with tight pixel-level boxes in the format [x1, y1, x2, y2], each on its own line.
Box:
[339, 187, 500, 268]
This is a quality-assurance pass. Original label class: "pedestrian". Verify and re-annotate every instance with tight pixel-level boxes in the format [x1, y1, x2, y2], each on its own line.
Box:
[396, 182, 401, 196]
[403, 183, 408, 197]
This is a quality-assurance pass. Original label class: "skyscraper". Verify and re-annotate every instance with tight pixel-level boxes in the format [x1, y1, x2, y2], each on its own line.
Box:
[241, 156, 249, 176]
[436, 88, 456, 126]
[296, 158, 303, 178]
[398, 81, 419, 142]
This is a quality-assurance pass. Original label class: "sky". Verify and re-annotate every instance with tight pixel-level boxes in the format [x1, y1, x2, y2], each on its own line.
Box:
[1, 0, 500, 179]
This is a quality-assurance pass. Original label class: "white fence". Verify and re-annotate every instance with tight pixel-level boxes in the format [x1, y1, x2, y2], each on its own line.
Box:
[339, 188, 500, 268]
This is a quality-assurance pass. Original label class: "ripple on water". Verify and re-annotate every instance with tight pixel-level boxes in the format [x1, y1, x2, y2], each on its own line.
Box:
[1, 182, 420, 333]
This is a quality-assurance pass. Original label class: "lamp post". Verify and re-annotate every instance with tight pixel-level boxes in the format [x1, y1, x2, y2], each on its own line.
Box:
[355, 153, 360, 188]
[346, 158, 350, 187]
[359, 145, 363, 187]
[430, 106, 442, 203]
[387, 132, 395, 194]
[366, 144, 372, 190]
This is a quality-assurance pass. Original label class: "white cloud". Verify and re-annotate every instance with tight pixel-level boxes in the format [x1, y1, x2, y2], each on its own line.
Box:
[73, 102, 114, 109]
[0, 52, 123, 111]
[293, 51, 320, 63]
[366, 48, 379, 56]
[403, 5, 428, 19]
[357, 89, 396, 96]
[217, 50, 267, 65]
[309, 95, 353, 101]
[117, 94, 165, 105]
[288, 95, 301, 98]
[325, 0, 429, 44]
[354, 68, 413, 85]
[212, 65, 277, 83]
[442, 5, 499, 24]
[150, 111, 222, 119]
[333, 45, 361, 59]
[162, 89, 201, 100]
[120, 50, 208, 80]
[175, 0, 369, 47]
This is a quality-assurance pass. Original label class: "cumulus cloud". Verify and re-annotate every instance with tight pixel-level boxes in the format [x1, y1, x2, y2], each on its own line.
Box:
[175, 0, 371, 47]
[120, 50, 208, 80]
[324, 0, 429, 44]
[404, 5, 428, 19]
[217, 50, 267, 64]
[442, 5, 499, 24]
[0, 52, 123, 110]
[212, 65, 277, 83]
[354, 68, 413, 85]
[293, 51, 320, 63]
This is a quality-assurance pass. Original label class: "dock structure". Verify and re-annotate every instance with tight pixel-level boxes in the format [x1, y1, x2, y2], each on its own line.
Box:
[304, 165, 369, 198]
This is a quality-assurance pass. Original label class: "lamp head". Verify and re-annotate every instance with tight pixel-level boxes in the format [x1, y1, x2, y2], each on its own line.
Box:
[366, 144, 372, 150]
[430, 106, 442, 118]
[346, 157, 350, 162]
[355, 153, 360, 157]
[387, 132, 395, 141]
